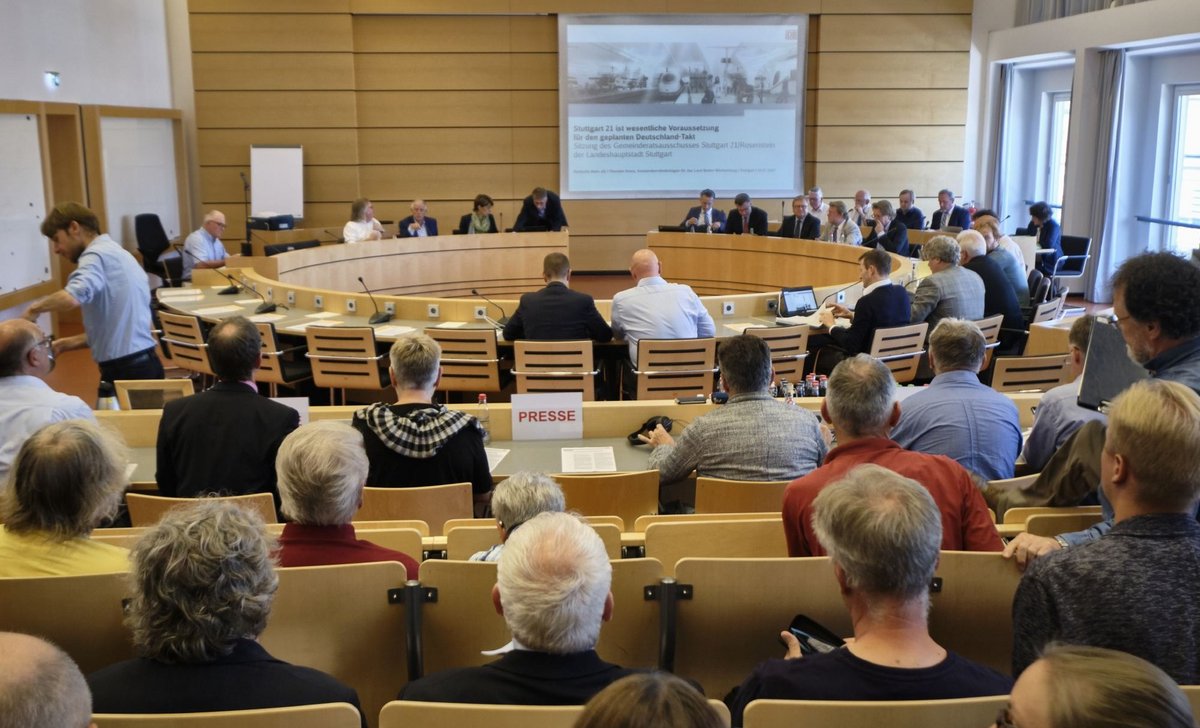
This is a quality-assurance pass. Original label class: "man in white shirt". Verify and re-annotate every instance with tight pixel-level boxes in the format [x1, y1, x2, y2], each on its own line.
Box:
[610, 249, 715, 367]
[849, 189, 872, 226]
[181, 210, 230, 281]
[808, 186, 830, 225]
[0, 319, 94, 485]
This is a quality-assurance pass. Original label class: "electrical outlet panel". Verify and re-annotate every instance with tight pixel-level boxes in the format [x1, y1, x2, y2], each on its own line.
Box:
[286, 291, 296, 306]
[385, 302, 396, 315]
[474, 306, 487, 320]
[427, 304, 440, 319]
[766, 298, 778, 312]
[346, 299, 357, 313]
[836, 291, 846, 304]
[722, 301, 735, 316]
[265, 287, 273, 300]
[313, 295, 324, 309]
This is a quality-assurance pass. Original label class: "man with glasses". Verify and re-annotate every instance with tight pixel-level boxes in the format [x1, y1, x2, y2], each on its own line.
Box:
[0, 318, 93, 484]
[182, 209, 229, 281]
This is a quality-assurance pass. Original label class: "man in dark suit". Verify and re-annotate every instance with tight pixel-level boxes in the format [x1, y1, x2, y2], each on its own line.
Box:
[862, 199, 910, 256]
[398, 199, 439, 238]
[896, 188, 926, 231]
[810, 247, 911, 374]
[503, 253, 613, 342]
[680, 188, 726, 232]
[775, 195, 821, 240]
[931, 188, 971, 231]
[960, 230, 1024, 353]
[398, 512, 639, 705]
[514, 187, 568, 232]
[725, 192, 769, 236]
[156, 315, 300, 500]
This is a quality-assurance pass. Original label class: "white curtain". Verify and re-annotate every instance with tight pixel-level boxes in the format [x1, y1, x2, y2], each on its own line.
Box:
[1019, 0, 1147, 25]
[984, 64, 1012, 218]
[1084, 49, 1126, 302]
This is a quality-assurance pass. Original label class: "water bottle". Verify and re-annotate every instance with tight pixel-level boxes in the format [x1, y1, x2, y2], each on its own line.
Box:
[477, 393, 491, 444]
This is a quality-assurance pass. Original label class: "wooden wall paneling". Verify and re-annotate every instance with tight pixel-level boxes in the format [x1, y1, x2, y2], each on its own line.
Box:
[189, 0, 351, 12]
[357, 91, 515, 128]
[810, 126, 967, 162]
[510, 164, 560, 201]
[79, 106, 107, 233]
[352, 16, 556, 53]
[512, 127, 559, 163]
[564, 199, 677, 236]
[192, 53, 357, 90]
[198, 129, 361, 166]
[819, 0, 971, 13]
[668, 0, 820, 11]
[358, 128, 517, 164]
[568, 235, 645, 272]
[195, 91, 359, 128]
[189, 13, 354, 52]
[810, 162, 963, 197]
[817, 15, 972, 52]
[210, 203, 351, 241]
[814, 52, 969, 89]
[814, 90, 967, 125]
[513, 0, 668, 13]
[351, 0, 511, 15]
[200, 165, 359, 204]
[359, 164, 518, 200]
[354, 53, 556, 90]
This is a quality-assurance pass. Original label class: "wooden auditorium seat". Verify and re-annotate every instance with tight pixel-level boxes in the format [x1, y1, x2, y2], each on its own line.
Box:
[741, 696, 1009, 728]
[926, 552, 1023, 675]
[93, 703, 362, 728]
[554, 471, 660, 529]
[444, 522, 622, 561]
[643, 519, 788, 577]
[125, 492, 278, 527]
[693, 477, 789, 515]
[354, 483, 472, 536]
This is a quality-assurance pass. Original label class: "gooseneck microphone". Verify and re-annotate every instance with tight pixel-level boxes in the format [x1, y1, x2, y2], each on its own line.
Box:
[358, 276, 393, 325]
[237, 276, 277, 314]
[175, 245, 239, 294]
[470, 288, 510, 326]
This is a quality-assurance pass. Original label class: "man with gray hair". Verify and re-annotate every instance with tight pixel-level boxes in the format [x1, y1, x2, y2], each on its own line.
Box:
[0, 632, 94, 728]
[733, 466, 1010, 723]
[353, 333, 492, 499]
[275, 421, 419, 577]
[958, 229, 1022, 352]
[909, 235, 984, 330]
[783, 354, 1000, 557]
[890, 319, 1021, 480]
[181, 209, 229, 281]
[399, 512, 640, 704]
[822, 201, 862, 245]
[470, 471, 565, 562]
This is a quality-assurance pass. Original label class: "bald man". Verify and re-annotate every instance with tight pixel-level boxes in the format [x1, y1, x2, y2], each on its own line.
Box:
[610, 249, 714, 366]
[0, 632, 95, 728]
[0, 319, 94, 484]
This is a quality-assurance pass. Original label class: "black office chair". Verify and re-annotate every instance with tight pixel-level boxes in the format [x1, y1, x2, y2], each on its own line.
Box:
[1051, 235, 1091, 313]
[134, 213, 183, 287]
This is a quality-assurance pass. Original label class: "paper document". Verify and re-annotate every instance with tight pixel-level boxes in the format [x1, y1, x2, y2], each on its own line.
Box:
[193, 305, 244, 316]
[284, 320, 344, 332]
[374, 325, 416, 337]
[725, 322, 768, 334]
[157, 289, 202, 299]
[434, 321, 467, 328]
[235, 298, 263, 306]
[561, 447, 617, 473]
[305, 311, 340, 319]
[248, 313, 286, 323]
[484, 447, 510, 473]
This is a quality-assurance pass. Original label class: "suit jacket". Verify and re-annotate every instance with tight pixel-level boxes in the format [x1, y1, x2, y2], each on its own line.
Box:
[502, 282, 613, 342]
[514, 191, 568, 231]
[910, 265, 985, 330]
[896, 206, 926, 231]
[965, 255, 1025, 335]
[931, 205, 971, 231]
[156, 382, 299, 499]
[863, 219, 910, 256]
[398, 215, 439, 238]
[456, 213, 499, 235]
[680, 206, 727, 231]
[1032, 217, 1063, 277]
[725, 206, 769, 236]
[775, 214, 821, 240]
[824, 218, 863, 245]
[829, 283, 912, 356]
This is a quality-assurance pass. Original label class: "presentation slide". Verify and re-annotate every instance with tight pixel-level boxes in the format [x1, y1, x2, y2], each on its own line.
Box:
[559, 15, 807, 200]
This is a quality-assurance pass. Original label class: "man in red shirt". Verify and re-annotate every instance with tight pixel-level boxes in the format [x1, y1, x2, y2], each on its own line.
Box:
[783, 354, 1001, 556]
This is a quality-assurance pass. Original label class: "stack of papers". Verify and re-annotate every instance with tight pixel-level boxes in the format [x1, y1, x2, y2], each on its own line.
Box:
[374, 324, 416, 337]
[193, 304, 244, 316]
[561, 447, 616, 473]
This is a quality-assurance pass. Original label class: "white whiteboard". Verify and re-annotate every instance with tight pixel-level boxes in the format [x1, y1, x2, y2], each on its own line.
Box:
[0, 113, 52, 295]
[251, 145, 304, 219]
[100, 116, 181, 248]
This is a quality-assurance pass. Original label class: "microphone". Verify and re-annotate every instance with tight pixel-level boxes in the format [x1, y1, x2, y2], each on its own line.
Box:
[237, 276, 278, 314]
[499, 211, 504, 233]
[470, 288, 510, 326]
[239, 171, 250, 192]
[358, 276, 393, 325]
[175, 245, 239, 294]
[904, 275, 930, 291]
[819, 282, 859, 307]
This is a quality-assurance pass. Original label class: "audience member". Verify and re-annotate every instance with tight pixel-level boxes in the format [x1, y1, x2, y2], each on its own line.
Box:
[352, 334, 492, 500]
[0, 632, 94, 728]
[895, 188, 926, 231]
[470, 471, 565, 562]
[398, 512, 639, 704]
[181, 209, 229, 281]
[610, 249, 715, 366]
[515, 187, 568, 232]
[774, 194, 820, 239]
[909, 235, 985, 330]
[343, 198, 385, 243]
[640, 335, 827, 483]
[1027, 201, 1063, 278]
[681, 188, 726, 232]
[959, 229, 1024, 351]
[848, 189, 872, 226]
[931, 188, 970, 230]
[1000, 644, 1195, 728]
[1011, 379, 1200, 682]
[783, 355, 1000, 556]
[0, 319, 93, 484]
[503, 253, 613, 342]
[733, 466, 1011, 725]
[973, 215, 1029, 307]
[725, 193, 768, 235]
[890, 319, 1021, 480]
[458, 193, 499, 234]
[577, 673, 723, 728]
[0, 421, 128, 576]
[399, 199, 438, 238]
[822, 201, 862, 245]
[155, 315, 299, 500]
[811, 248, 911, 374]
[275, 421, 419, 577]
[861, 199, 909, 255]
[807, 186, 829, 225]
[87, 501, 363, 721]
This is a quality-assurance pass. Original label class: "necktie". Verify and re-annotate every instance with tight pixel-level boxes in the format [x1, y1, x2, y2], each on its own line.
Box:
[794, 218, 800, 237]
[743, 213, 749, 233]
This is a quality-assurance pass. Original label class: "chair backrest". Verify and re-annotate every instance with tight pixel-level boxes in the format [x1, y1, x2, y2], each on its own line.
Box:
[445, 523, 622, 560]
[990, 354, 1071, 393]
[747, 325, 810, 382]
[114, 378, 195, 409]
[633, 338, 717, 400]
[94, 703, 362, 728]
[352, 519, 431, 537]
[1002, 505, 1102, 525]
[974, 313, 1004, 370]
[158, 311, 213, 376]
[425, 327, 501, 393]
[305, 326, 388, 391]
[1055, 235, 1092, 277]
[133, 213, 170, 261]
[355, 483, 473, 536]
[644, 519, 788, 577]
[0, 572, 134, 674]
[513, 339, 596, 400]
[741, 696, 1008, 728]
[1030, 296, 1064, 324]
[1181, 685, 1200, 724]
[255, 321, 310, 388]
[554, 470, 660, 529]
[633, 512, 780, 531]
[379, 701, 582, 728]
[125, 492, 278, 527]
[262, 562, 410, 728]
[868, 322, 929, 384]
[352, 527, 425, 559]
[927, 552, 1023, 674]
[1024, 512, 1105, 538]
[693, 477, 788, 515]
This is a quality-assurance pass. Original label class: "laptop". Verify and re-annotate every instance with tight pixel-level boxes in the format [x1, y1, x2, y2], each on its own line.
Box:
[1078, 317, 1148, 412]
[778, 286, 818, 318]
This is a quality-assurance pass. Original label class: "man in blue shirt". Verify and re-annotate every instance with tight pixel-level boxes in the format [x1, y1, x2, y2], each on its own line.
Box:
[181, 210, 229, 281]
[890, 318, 1022, 481]
[24, 202, 162, 391]
[610, 249, 715, 366]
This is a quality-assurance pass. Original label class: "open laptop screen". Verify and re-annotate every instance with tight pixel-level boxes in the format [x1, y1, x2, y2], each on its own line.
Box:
[779, 286, 818, 317]
[1078, 317, 1148, 412]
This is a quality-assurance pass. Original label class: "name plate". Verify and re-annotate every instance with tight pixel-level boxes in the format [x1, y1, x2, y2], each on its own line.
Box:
[511, 392, 584, 441]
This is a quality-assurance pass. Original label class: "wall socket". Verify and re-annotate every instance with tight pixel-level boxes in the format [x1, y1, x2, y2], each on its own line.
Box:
[836, 291, 846, 304]
[286, 290, 296, 305]
[345, 299, 357, 313]
[265, 287, 273, 300]
[427, 304, 440, 319]
[473, 306, 487, 320]
[766, 297, 778, 312]
[722, 301, 735, 316]
[313, 295, 324, 309]
[385, 302, 396, 315]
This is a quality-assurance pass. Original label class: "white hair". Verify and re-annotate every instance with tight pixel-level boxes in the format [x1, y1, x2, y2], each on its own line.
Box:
[276, 421, 368, 525]
[491, 472, 565, 533]
[0, 632, 92, 728]
[956, 229, 987, 259]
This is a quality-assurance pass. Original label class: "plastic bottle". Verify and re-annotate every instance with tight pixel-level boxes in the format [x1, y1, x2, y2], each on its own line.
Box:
[477, 393, 491, 444]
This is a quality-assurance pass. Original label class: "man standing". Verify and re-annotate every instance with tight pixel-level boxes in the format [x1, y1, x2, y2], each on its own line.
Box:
[848, 189, 872, 226]
[889, 319, 1022, 481]
[181, 210, 229, 281]
[959, 229, 1023, 351]
[782, 354, 1001, 557]
[639, 335, 827, 484]
[156, 315, 299, 500]
[399, 199, 439, 238]
[807, 186, 829, 225]
[724, 193, 768, 236]
[896, 189, 926, 231]
[823, 201, 862, 245]
[909, 236, 985, 330]
[1027, 201, 1063, 278]
[610, 249, 715, 366]
[24, 202, 162, 390]
[0, 319, 94, 484]
[681, 188, 726, 232]
[514, 187, 569, 232]
[812, 248, 911, 372]
[775, 195, 821, 240]
[503, 253, 613, 342]
[931, 189, 970, 231]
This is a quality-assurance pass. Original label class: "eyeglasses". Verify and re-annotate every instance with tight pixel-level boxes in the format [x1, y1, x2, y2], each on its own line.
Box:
[994, 704, 1017, 728]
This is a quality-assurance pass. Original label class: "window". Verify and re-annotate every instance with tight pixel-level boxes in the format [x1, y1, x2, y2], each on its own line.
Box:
[1166, 85, 1200, 253]
[1045, 91, 1071, 209]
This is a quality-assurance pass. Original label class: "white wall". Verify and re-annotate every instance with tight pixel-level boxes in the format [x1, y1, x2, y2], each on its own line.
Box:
[0, 0, 172, 107]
